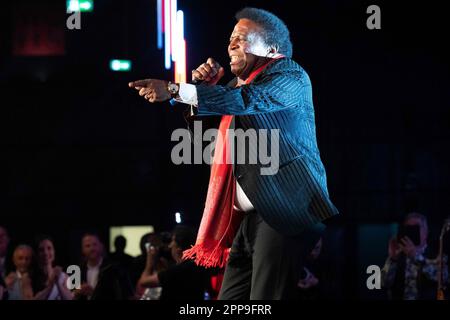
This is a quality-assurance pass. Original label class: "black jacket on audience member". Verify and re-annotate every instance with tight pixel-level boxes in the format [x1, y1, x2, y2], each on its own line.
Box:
[80, 258, 134, 300]
[158, 260, 208, 300]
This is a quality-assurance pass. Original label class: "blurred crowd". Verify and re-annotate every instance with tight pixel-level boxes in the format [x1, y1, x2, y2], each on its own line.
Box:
[0, 212, 449, 300]
[0, 225, 214, 300]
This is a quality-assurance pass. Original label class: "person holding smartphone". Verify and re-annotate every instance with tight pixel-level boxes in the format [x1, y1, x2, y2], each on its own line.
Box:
[138, 226, 208, 300]
[381, 212, 448, 300]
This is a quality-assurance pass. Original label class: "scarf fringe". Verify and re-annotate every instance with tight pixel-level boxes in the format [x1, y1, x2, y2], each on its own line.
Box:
[183, 242, 230, 269]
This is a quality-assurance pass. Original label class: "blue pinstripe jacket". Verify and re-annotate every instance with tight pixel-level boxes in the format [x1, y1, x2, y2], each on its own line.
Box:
[195, 58, 339, 235]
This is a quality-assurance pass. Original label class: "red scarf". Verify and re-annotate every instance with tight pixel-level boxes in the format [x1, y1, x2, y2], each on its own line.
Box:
[183, 57, 282, 268]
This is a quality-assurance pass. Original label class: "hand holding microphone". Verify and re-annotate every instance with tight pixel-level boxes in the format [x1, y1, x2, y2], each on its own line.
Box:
[192, 57, 224, 85]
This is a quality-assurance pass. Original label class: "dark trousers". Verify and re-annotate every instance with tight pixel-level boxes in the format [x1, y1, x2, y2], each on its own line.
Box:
[219, 211, 324, 300]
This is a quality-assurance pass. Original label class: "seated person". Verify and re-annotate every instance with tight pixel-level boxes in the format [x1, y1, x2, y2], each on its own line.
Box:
[138, 226, 208, 300]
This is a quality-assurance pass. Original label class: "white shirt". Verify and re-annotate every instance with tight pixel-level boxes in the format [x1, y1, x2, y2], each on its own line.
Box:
[176, 84, 254, 213]
[177, 83, 198, 106]
[234, 181, 254, 212]
[87, 259, 102, 290]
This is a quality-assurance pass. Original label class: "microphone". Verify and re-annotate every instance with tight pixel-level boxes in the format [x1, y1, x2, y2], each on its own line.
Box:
[191, 78, 202, 84]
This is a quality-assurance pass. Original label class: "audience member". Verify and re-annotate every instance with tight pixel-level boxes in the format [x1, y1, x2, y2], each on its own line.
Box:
[381, 212, 448, 299]
[132, 232, 172, 291]
[138, 226, 208, 300]
[33, 235, 73, 300]
[4, 245, 35, 300]
[135, 233, 170, 299]
[110, 235, 134, 275]
[74, 233, 133, 300]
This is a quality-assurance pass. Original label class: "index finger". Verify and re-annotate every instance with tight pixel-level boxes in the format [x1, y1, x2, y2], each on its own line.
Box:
[129, 80, 150, 88]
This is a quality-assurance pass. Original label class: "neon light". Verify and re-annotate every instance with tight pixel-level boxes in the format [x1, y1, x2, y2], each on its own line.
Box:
[162, 0, 165, 32]
[180, 39, 186, 82]
[157, 0, 163, 49]
[164, 0, 171, 70]
[173, 10, 184, 62]
[110, 59, 132, 72]
[158, 1, 186, 78]
[79, 1, 92, 11]
[175, 212, 182, 224]
[175, 39, 186, 83]
[67, 0, 79, 12]
[170, 0, 177, 62]
[67, 0, 93, 12]
[174, 10, 184, 81]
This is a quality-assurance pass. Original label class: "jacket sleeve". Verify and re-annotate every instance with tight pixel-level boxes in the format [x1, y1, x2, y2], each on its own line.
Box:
[195, 68, 309, 116]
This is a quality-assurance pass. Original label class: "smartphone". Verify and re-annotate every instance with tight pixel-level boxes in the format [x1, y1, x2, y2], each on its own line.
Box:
[397, 225, 421, 246]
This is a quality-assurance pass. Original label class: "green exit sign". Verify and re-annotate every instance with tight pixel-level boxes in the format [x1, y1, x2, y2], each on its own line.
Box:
[67, 0, 94, 12]
[110, 60, 132, 72]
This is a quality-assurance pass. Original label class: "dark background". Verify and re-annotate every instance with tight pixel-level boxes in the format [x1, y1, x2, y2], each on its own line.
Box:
[1, 0, 449, 299]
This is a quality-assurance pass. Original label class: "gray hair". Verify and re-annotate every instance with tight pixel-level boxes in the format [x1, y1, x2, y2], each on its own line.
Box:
[235, 7, 293, 58]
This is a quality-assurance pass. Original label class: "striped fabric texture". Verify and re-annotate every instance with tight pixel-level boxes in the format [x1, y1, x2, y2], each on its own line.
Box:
[196, 58, 339, 235]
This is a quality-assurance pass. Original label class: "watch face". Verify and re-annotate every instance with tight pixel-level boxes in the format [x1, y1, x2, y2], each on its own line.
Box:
[169, 83, 178, 94]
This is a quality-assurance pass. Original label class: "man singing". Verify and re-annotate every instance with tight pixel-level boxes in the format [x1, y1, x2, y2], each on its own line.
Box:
[129, 7, 338, 299]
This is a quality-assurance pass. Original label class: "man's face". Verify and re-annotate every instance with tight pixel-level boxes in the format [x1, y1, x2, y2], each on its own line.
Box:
[82, 235, 102, 262]
[405, 217, 428, 247]
[228, 19, 269, 79]
[0, 227, 9, 257]
[13, 247, 32, 273]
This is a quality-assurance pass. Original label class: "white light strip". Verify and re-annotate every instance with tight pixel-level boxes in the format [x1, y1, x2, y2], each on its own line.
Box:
[180, 39, 186, 82]
[174, 10, 184, 63]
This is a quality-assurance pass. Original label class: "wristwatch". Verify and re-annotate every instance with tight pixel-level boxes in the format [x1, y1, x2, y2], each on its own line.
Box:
[167, 81, 180, 97]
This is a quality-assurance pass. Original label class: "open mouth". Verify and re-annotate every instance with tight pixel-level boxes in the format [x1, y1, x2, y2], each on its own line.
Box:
[229, 55, 241, 65]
